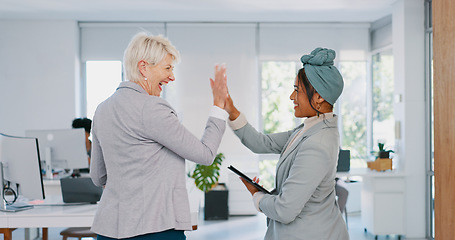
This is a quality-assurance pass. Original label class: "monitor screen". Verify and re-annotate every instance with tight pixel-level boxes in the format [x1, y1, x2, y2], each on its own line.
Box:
[0, 133, 45, 200]
[337, 149, 351, 172]
[25, 129, 89, 173]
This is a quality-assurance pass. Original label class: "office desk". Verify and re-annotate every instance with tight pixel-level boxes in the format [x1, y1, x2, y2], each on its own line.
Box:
[0, 197, 198, 240]
[337, 168, 406, 239]
[0, 203, 96, 240]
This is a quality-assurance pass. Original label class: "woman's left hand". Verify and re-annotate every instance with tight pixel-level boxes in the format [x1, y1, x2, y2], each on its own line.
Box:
[240, 176, 260, 196]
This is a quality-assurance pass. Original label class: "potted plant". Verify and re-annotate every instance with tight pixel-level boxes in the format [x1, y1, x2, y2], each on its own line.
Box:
[189, 153, 228, 220]
[377, 142, 394, 159]
[367, 142, 394, 171]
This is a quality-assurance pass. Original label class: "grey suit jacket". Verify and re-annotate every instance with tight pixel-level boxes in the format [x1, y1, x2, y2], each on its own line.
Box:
[90, 81, 226, 238]
[234, 116, 349, 240]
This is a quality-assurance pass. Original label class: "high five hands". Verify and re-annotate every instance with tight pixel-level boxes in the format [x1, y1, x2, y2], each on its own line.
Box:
[210, 64, 229, 109]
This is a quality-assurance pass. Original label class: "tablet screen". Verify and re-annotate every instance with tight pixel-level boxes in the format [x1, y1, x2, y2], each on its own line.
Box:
[228, 165, 271, 194]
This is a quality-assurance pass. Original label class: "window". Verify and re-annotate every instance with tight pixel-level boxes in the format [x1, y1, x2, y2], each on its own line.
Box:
[371, 51, 395, 155]
[425, 0, 434, 238]
[338, 61, 368, 168]
[260, 61, 299, 189]
[85, 61, 123, 120]
[259, 60, 368, 186]
[261, 61, 300, 134]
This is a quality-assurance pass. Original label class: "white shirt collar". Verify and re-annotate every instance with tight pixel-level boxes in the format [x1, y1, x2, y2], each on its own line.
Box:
[302, 112, 335, 132]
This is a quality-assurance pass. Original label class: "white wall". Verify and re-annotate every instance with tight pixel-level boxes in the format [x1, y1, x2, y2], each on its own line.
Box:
[371, 15, 393, 51]
[167, 23, 260, 181]
[259, 23, 369, 61]
[0, 17, 427, 236]
[0, 20, 79, 136]
[80, 23, 166, 62]
[0, 19, 370, 189]
[392, 0, 426, 238]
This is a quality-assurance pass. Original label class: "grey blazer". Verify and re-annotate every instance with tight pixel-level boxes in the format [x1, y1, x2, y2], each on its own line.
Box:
[234, 116, 349, 240]
[90, 81, 226, 238]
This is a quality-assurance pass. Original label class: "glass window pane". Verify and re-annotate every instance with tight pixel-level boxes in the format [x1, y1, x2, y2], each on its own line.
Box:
[338, 61, 368, 168]
[260, 61, 298, 184]
[429, 29, 434, 239]
[431, 174, 435, 238]
[259, 159, 279, 190]
[86, 61, 122, 120]
[261, 61, 299, 134]
[430, 31, 434, 172]
[371, 51, 395, 154]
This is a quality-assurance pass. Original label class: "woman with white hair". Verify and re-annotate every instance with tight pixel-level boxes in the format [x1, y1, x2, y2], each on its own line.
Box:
[90, 32, 228, 240]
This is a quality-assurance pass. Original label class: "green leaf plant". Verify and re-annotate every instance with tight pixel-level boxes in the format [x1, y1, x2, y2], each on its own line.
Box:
[190, 153, 225, 193]
[378, 142, 394, 153]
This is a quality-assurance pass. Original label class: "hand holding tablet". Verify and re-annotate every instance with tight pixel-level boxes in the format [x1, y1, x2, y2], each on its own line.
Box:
[228, 165, 271, 194]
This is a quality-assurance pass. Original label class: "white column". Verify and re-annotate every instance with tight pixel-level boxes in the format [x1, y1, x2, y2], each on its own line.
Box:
[393, 0, 426, 238]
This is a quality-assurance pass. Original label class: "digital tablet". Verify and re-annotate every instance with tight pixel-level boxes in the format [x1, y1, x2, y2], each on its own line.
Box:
[228, 165, 271, 194]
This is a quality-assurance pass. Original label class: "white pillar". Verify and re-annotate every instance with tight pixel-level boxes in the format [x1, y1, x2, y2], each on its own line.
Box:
[392, 0, 426, 238]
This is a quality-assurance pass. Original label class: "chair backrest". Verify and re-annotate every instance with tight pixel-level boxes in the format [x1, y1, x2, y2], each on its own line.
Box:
[60, 177, 102, 204]
[337, 149, 351, 172]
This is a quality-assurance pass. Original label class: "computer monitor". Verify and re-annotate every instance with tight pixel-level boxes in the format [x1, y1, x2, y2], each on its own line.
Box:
[0, 133, 45, 212]
[337, 149, 351, 172]
[25, 129, 89, 178]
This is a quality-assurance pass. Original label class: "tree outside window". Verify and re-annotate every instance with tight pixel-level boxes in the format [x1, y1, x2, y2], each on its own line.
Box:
[260, 61, 298, 189]
[371, 51, 395, 154]
[338, 61, 368, 168]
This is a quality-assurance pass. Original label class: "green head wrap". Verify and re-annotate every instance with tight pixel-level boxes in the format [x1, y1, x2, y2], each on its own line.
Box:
[300, 47, 344, 105]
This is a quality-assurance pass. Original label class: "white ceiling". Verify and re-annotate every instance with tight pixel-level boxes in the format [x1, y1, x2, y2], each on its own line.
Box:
[0, 0, 397, 23]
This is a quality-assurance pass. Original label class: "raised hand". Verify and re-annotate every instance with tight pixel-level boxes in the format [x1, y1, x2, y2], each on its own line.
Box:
[209, 64, 228, 109]
[225, 94, 240, 121]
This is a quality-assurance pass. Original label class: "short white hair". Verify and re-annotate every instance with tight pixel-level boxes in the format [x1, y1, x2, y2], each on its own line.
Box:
[123, 32, 180, 82]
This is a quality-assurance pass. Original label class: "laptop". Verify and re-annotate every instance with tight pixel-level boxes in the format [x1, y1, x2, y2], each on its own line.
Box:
[60, 177, 103, 204]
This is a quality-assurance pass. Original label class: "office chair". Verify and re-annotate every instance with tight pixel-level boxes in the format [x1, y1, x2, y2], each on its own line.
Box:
[335, 180, 349, 227]
[60, 227, 97, 240]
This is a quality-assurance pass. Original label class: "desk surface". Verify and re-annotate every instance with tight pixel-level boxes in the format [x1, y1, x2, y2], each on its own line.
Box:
[0, 197, 198, 229]
[336, 168, 406, 178]
[0, 204, 97, 228]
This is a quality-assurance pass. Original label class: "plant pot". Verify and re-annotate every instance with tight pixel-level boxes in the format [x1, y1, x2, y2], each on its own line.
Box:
[204, 184, 229, 220]
[367, 158, 392, 171]
[378, 151, 390, 159]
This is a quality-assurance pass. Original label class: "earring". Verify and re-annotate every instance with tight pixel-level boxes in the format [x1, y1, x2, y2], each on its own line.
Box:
[145, 78, 147, 81]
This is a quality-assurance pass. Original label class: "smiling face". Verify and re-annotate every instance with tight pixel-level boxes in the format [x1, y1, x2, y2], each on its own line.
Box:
[290, 77, 315, 118]
[141, 53, 175, 96]
[290, 69, 332, 118]
[289, 76, 319, 118]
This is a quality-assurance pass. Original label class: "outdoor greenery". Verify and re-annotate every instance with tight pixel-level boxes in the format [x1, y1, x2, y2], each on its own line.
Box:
[371, 51, 395, 152]
[372, 53, 394, 122]
[259, 57, 393, 178]
[258, 159, 278, 190]
[338, 61, 368, 167]
[261, 61, 298, 134]
[260, 61, 299, 188]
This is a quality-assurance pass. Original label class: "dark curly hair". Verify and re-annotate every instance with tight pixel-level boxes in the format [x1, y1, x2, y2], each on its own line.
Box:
[72, 118, 92, 134]
[297, 68, 320, 115]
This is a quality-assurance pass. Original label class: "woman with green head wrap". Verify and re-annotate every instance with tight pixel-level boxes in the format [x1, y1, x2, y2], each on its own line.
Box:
[225, 48, 349, 240]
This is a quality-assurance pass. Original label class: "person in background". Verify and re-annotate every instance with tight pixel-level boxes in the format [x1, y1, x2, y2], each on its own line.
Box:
[90, 32, 228, 240]
[72, 118, 92, 166]
[225, 48, 349, 239]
